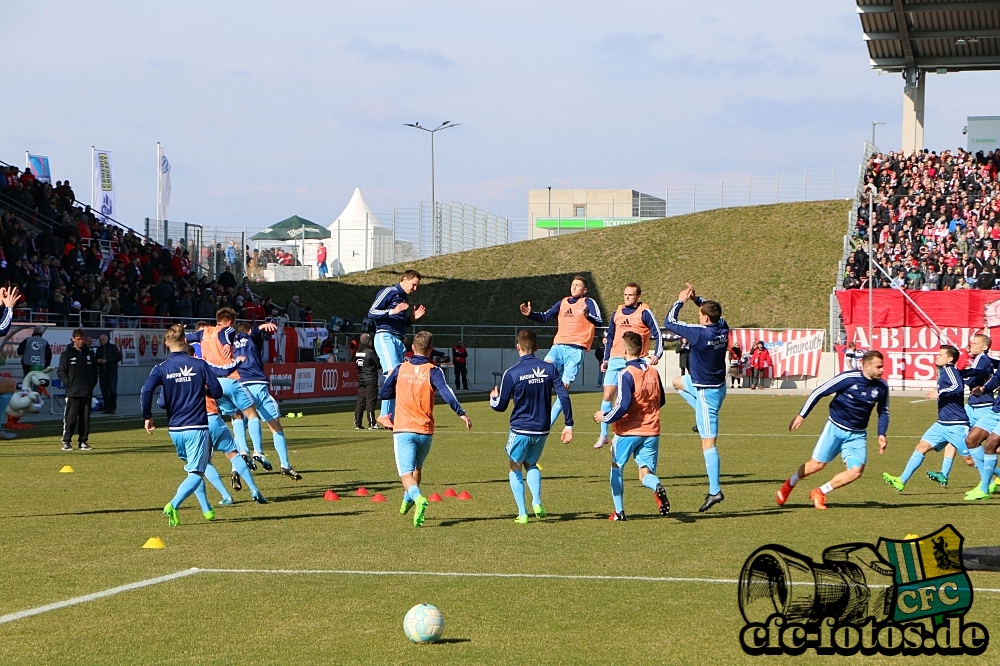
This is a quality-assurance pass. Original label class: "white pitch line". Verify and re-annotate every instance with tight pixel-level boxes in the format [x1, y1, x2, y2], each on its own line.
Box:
[198, 568, 740, 584]
[0, 568, 201, 625]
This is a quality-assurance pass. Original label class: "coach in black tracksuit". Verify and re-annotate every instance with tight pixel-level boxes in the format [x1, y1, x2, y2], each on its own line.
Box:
[57, 329, 99, 451]
[354, 333, 382, 429]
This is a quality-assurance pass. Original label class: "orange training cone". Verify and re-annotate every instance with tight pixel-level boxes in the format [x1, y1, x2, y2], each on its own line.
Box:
[428, 493, 443, 502]
[356, 487, 370, 497]
[324, 490, 339, 501]
[458, 491, 472, 500]
[443, 488, 458, 498]
[371, 493, 386, 502]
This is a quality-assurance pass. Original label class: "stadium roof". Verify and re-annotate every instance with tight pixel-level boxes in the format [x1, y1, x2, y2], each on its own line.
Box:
[858, 0, 1000, 73]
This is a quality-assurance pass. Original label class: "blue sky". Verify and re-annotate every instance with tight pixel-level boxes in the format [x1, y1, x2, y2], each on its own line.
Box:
[3, 1, 1000, 231]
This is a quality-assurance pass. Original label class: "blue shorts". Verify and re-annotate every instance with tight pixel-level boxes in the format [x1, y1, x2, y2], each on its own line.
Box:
[375, 332, 406, 377]
[208, 414, 237, 455]
[243, 382, 280, 422]
[394, 432, 432, 476]
[217, 378, 254, 415]
[681, 375, 726, 439]
[921, 422, 970, 456]
[972, 408, 1000, 433]
[545, 344, 584, 385]
[170, 428, 211, 474]
[505, 432, 547, 465]
[966, 404, 991, 425]
[812, 420, 867, 470]
[603, 357, 627, 387]
[611, 435, 660, 473]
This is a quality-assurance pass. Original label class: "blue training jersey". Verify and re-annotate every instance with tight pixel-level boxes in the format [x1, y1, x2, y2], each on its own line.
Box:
[603, 304, 663, 363]
[0, 305, 12, 337]
[234, 327, 268, 385]
[490, 353, 573, 434]
[140, 351, 223, 430]
[662, 298, 729, 388]
[936, 364, 967, 425]
[964, 352, 996, 408]
[603, 359, 666, 423]
[798, 371, 890, 435]
[368, 284, 411, 338]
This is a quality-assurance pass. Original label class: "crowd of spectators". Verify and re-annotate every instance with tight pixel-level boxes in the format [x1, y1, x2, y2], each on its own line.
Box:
[844, 146, 1000, 291]
[0, 163, 309, 326]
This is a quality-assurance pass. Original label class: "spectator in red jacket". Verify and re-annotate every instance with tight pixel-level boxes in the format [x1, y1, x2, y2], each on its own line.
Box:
[749, 341, 772, 390]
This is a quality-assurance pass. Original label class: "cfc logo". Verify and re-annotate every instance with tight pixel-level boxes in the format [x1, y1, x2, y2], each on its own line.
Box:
[321, 369, 339, 391]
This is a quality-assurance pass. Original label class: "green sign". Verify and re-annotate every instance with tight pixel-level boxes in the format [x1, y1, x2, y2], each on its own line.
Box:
[535, 217, 642, 230]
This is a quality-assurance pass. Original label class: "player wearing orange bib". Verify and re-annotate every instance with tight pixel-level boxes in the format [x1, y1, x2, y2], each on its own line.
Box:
[379, 331, 472, 527]
[594, 331, 668, 520]
[520, 275, 602, 427]
[595, 282, 662, 450]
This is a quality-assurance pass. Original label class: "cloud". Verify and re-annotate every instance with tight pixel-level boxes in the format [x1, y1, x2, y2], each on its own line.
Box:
[346, 36, 454, 69]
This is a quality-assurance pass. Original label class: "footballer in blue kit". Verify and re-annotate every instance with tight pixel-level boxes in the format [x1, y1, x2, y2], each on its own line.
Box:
[778, 350, 889, 510]
[661, 283, 729, 512]
[963, 341, 1000, 500]
[141, 325, 226, 526]
[882, 346, 969, 491]
[233, 321, 302, 480]
[490, 329, 574, 523]
[368, 270, 426, 428]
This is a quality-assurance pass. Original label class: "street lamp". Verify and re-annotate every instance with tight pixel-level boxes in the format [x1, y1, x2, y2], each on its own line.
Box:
[871, 121, 885, 147]
[404, 120, 460, 255]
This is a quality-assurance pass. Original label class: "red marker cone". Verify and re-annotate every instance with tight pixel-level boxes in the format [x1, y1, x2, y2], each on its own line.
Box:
[371, 493, 387, 502]
[356, 487, 370, 497]
[323, 490, 339, 501]
[428, 493, 443, 502]
[457, 490, 473, 500]
[443, 488, 458, 498]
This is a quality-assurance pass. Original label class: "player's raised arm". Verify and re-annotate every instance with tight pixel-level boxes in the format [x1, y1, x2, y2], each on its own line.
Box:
[524, 301, 561, 323]
[368, 286, 397, 318]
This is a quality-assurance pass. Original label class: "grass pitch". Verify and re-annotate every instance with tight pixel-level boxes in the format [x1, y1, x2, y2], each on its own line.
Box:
[0, 393, 998, 664]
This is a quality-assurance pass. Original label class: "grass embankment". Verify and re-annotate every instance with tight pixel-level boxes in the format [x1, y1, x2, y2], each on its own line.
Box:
[255, 200, 850, 331]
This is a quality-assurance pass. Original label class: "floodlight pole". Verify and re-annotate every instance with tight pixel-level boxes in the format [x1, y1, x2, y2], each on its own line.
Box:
[405, 121, 460, 256]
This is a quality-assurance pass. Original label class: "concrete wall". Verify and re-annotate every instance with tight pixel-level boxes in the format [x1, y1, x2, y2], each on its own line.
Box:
[526, 189, 635, 240]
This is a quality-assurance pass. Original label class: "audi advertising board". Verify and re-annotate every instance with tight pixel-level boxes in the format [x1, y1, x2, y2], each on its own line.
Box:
[265, 363, 358, 399]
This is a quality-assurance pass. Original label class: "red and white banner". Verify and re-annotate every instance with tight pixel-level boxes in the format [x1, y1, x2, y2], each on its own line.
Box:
[265, 362, 358, 399]
[728, 329, 825, 378]
[836, 290, 1000, 388]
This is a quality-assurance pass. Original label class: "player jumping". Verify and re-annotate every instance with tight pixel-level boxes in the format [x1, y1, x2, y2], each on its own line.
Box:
[882, 346, 967, 492]
[661, 283, 729, 512]
[379, 331, 471, 527]
[490, 328, 573, 524]
[777, 350, 889, 510]
[594, 331, 668, 521]
[520, 275, 602, 427]
[595, 282, 662, 449]
[369, 270, 426, 429]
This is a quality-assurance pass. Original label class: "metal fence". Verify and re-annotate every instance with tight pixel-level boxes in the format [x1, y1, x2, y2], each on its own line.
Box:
[145, 218, 247, 282]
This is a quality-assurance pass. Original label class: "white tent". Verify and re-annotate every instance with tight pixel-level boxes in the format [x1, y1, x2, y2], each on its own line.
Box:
[304, 188, 392, 276]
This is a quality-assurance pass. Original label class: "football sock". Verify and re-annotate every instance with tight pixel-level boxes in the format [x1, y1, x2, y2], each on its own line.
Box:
[900, 451, 925, 484]
[193, 480, 212, 513]
[248, 418, 264, 455]
[610, 467, 624, 514]
[970, 446, 987, 487]
[703, 447, 721, 495]
[508, 470, 527, 516]
[525, 464, 542, 506]
[820, 482, 834, 495]
[230, 454, 259, 494]
[981, 454, 998, 494]
[550, 400, 563, 428]
[599, 400, 612, 438]
[203, 464, 232, 500]
[272, 430, 290, 468]
[789, 472, 800, 487]
[641, 473, 661, 491]
[405, 485, 422, 502]
[940, 455, 955, 479]
[232, 418, 249, 455]
[170, 473, 203, 509]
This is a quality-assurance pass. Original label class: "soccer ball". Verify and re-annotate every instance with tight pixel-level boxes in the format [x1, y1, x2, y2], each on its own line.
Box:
[402, 604, 445, 643]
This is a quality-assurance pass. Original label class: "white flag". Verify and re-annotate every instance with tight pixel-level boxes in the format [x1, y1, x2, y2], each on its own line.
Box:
[157, 144, 171, 222]
[92, 148, 115, 222]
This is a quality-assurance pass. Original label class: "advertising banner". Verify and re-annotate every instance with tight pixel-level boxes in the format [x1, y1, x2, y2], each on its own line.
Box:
[113, 331, 138, 366]
[728, 329, 825, 377]
[92, 148, 115, 222]
[836, 290, 1000, 388]
[265, 362, 358, 399]
[26, 153, 51, 184]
